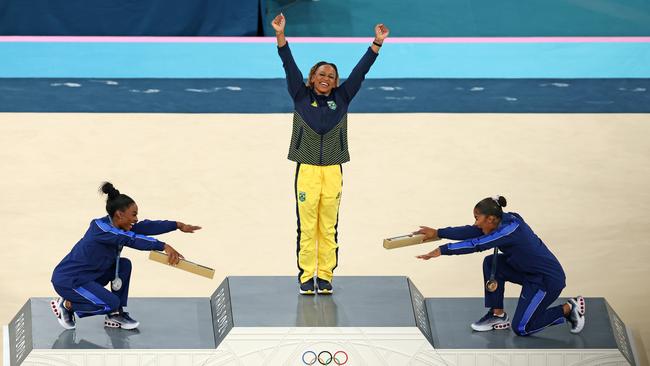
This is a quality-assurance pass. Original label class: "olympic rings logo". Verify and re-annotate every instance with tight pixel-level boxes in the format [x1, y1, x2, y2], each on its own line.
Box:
[302, 350, 348, 365]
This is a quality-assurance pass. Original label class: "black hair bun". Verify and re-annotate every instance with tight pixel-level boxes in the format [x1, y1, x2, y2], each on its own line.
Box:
[100, 181, 120, 200]
[496, 195, 507, 208]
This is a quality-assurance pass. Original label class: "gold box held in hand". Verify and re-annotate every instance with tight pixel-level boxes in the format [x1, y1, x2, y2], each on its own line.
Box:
[383, 233, 440, 249]
[148, 251, 215, 279]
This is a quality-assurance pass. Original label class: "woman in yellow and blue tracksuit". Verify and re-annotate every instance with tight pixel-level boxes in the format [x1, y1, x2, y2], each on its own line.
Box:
[272, 13, 389, 294]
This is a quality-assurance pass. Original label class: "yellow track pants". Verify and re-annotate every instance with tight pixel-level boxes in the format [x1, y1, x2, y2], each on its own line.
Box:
[295, 163, 342, 284]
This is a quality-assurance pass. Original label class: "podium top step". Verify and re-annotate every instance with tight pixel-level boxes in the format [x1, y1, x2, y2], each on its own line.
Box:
[224, 276, 419, 327]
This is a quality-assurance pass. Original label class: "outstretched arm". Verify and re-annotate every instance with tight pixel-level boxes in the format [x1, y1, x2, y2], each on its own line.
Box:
[439, 221, 519, 255]
[93, 219, 165, 251]
[163, 243, 183, 265]
[371, 23, 390, 54]
[271, 13, 287, 47]
[131, 219, 177, 235]
[437, 225, 484, 240]
[131, 220, 201, 235]
[414, 225, 441, 260]
[340, 23, 390, 102]
[176, 221, 202, 233]
[416, 221, 517, 260]
[272, 13, 306, 99]
[416, 247, 441, 260]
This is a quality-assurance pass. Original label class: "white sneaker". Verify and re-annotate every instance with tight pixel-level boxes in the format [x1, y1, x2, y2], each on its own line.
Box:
[471, 311, 510, 331]
[568, 296, 585, 334]
[104, 311, 140, 330]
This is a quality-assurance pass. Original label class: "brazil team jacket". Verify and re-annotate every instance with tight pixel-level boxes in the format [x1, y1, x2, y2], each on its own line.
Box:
[437, 212, 566, 289]
[51, 216, 176, 288]
[278, 42, 378, 165]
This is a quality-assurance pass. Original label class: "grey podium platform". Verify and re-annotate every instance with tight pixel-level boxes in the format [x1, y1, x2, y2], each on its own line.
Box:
[5, 276, 639, 366]
[427, 298, 638, 365]
[223, 276, 421, 327]
[27, 298, 214, 350]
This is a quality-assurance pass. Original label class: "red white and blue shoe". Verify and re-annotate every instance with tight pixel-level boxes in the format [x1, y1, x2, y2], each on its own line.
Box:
[50, 297, 76, 330]
[471, 310, 510, 331]
[105, 311, 140, 330]
[568, 296, 586, 334]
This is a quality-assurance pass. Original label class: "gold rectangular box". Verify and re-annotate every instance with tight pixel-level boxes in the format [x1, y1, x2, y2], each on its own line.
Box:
[148, 251, 215, 279]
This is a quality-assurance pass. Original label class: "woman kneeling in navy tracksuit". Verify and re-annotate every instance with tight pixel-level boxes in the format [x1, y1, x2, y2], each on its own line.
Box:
[416, 196, 585, 335]
[50, 182, 200, 330]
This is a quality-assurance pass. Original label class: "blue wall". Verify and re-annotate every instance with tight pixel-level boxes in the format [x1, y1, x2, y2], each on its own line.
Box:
[1, 40, 649, 78]
[266, 0, 650, 37]
[0, 0, 264, 36]
[2, 0, 649, 37]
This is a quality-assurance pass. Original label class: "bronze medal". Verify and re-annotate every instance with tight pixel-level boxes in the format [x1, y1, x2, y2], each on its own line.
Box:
[486, 279, 498, 292]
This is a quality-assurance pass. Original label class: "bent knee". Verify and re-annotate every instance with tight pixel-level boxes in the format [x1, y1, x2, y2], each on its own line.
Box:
[512, 323, 532, 337]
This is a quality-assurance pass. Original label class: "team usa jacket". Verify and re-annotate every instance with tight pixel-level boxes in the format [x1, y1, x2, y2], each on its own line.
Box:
[51, 216, 176, 288]
[437, 212, 566, 289]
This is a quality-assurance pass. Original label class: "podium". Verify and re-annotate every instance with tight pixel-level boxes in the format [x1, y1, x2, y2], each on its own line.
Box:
[4, 276, 639, 366]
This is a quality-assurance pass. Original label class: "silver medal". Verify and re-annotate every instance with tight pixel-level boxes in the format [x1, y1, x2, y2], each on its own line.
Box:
[111, 277, 122, 291]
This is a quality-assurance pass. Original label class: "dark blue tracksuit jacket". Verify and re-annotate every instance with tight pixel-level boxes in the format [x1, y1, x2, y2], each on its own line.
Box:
[438, 212, 568, 335]
[438, 212, 566, 290]
[51, 216, 176, 288]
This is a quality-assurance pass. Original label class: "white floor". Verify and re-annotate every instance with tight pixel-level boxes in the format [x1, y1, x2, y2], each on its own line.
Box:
[1, 113, 649, 365]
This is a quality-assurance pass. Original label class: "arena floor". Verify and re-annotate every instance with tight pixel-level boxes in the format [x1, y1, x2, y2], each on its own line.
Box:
[1, 112, 648, 364]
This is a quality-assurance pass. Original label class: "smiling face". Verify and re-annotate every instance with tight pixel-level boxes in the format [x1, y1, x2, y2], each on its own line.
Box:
[473, 208, 500, 235]
[113, 203, 138, 231]
[309, 64, 338, 95]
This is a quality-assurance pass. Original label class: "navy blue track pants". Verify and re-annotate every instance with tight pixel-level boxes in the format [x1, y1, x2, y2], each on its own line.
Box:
[483, 254, 566, 336]
[53, 258, 132, 318]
